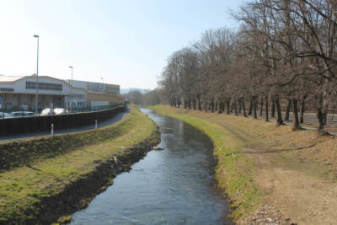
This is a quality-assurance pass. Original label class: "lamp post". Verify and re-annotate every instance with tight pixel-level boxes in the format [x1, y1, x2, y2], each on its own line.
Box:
[33, 34, 39, 114]
[69, 65, 74, 80]
[101, 76, 105, 92]
[68, 66, 73, 111]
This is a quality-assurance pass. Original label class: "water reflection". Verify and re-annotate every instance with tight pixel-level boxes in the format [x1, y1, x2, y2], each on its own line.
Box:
[70, 108, 232, 225]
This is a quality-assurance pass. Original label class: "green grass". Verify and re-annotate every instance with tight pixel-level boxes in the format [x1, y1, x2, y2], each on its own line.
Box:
[0, 109, 128, 172]
[150, 105, 261, 219]
[0, 105, 159, 224]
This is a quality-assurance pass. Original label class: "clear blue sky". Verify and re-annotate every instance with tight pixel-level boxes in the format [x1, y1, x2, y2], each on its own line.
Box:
[0, 0, 247, 89]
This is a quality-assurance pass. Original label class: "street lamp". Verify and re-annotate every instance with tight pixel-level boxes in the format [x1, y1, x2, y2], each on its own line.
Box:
[33, 34, 39, 114]
[101, 76, 105, 92]
[69, 65, 74, 80]
[68, 65, 74, 110]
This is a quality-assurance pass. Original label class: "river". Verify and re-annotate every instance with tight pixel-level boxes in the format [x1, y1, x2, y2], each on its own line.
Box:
[69, 108, 232, 225]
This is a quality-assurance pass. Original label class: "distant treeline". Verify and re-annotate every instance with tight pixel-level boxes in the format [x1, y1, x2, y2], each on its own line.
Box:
[138, 0, 336, 133]
[123, 90, 160, 106]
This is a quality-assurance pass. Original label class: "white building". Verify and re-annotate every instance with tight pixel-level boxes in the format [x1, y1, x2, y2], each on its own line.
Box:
[0, 75, 122, 112]
[0, 75, 87, 111]
[67, 79, 120, 95]
[66, 79, 120, 108]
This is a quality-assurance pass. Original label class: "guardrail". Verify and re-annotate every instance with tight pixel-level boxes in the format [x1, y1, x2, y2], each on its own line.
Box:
[0, 103, 127, 137]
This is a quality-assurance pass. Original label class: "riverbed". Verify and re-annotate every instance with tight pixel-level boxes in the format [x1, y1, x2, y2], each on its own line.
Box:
[69, 108, 232, 225]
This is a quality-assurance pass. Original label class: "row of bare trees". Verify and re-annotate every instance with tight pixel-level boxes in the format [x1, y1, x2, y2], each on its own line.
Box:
[157, 0, 337, 133]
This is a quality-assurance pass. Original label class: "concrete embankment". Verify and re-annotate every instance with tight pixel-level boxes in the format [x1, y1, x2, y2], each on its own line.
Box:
[151, 105, 337, 225]
[0, 106, 160, 225]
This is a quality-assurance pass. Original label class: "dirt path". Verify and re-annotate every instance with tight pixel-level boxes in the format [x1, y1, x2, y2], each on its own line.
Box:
[256, 167, 337, 225]
[196, 112, 337, 225]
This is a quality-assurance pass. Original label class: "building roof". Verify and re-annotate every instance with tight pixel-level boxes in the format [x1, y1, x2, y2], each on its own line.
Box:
[0, 75, 120, 96]
[0, 75, 75, 85]
[0, 75, 27, 82]
[66, 79, 119, 87]
[0, 75, 85, 92]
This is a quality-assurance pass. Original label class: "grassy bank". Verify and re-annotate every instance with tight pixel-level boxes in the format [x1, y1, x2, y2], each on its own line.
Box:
[0, 108, 126, 172]
[0, 106, 160, 225]
[150, 105, 337, 224]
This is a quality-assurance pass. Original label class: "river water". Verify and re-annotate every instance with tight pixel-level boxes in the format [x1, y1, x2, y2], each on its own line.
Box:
[69, 108, 232, 225]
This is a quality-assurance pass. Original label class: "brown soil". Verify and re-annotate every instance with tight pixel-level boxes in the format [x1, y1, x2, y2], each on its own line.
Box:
[186, 110, 337, 225]
[228, 125, 337, 224]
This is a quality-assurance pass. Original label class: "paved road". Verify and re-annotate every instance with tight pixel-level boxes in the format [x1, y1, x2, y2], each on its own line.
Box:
[0, 109, 129, 142]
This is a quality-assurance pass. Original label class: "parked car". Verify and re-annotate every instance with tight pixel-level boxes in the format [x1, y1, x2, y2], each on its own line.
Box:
[11, 112, 22, 117]
[53, 108, 68, 115]
[23, 111, 34, 117]
[40, 108, 68, 116]
[40, 108, 55, 116]
[0, 112, 13, 118]
[11, 111, 35, 117]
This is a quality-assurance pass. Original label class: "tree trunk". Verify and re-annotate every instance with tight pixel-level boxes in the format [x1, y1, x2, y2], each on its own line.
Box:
[192, 99, 196, 110]
[197, 96, 202, 111]
[285, 99, 291, 121]
[271, 97, 275, 118]
[242, 97, 247, 117]
[317, 103, 328, 131]
[226, 98, 231, 114]
[293, 98, 301, 130]
[265, 96, 269, 122]
[183, 99, 187, 109]
[234, 98, 238, 116]
[248, 97, 253, 116]
[259, 96, 264, 117]
[317, 79, 329, 132]
[253, 96, 258, 119]
[239, 98, 242, 114]
[323, 112, 327, 127]
[275, 95, 284, 126]
[211, 98, 215, 113]
[300, 95, 306, 123]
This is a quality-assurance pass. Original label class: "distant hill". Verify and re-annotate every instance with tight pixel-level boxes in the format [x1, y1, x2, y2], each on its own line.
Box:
[120, 88, 151, 94]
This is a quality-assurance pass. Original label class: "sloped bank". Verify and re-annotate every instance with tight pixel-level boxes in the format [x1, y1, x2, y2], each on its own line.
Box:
[0, 106, 160, 225]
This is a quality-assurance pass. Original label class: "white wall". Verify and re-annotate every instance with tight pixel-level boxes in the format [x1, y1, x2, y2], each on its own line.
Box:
[0, 76, 88, 109]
